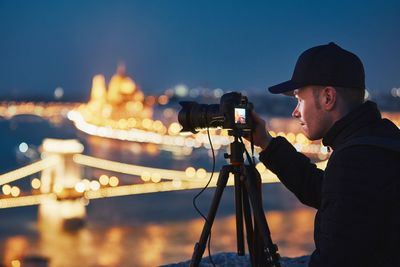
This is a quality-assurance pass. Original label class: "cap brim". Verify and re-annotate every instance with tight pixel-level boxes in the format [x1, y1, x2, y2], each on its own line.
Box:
[268, 80, 304, 95]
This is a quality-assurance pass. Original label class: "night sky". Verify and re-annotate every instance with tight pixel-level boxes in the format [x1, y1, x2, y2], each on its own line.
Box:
[0, 0, 399, 100]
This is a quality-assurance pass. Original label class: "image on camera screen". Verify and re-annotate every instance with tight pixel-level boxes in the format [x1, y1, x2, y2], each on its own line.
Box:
[234, 108, 246, 124]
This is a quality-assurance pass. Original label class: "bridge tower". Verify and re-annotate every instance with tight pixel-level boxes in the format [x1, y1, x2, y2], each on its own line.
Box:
[39, 138, 86, 230]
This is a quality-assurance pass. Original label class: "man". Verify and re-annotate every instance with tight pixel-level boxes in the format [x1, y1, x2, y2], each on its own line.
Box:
[250, 42, 400, 266]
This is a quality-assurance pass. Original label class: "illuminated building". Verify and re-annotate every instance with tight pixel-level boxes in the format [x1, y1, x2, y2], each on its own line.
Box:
[68, 66, 232, 150]
[76, 65, 154, 132]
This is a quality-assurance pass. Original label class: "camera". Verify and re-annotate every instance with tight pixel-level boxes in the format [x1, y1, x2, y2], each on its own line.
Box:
[178, 92, 253, 133]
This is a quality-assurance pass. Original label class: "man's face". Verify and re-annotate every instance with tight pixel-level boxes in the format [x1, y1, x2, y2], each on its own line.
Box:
[292, 86, 329, 140]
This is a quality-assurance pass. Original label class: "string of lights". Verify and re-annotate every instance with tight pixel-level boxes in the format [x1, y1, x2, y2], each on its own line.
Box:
[0, 156, 60, 186]
[0, 193, 56, 209]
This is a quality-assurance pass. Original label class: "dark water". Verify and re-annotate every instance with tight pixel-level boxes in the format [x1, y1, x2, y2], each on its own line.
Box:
[0, 117, 315, 267]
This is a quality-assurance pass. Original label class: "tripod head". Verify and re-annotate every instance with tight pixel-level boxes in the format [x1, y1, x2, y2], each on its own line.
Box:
[224, 128, 254, 166]
[224, 135, 245, 165]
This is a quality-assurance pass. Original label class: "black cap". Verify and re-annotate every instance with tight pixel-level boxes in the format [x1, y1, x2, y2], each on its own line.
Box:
[268, 42, 365, 94]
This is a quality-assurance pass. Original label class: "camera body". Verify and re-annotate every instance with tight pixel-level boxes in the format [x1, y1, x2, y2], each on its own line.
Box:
[178, 92, 253, 134]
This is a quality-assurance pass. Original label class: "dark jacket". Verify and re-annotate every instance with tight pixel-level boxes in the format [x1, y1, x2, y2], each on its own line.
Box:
[259, 101, 400, 267]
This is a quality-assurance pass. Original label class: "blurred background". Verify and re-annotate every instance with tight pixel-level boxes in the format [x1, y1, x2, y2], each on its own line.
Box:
[0, 1, 399, 266]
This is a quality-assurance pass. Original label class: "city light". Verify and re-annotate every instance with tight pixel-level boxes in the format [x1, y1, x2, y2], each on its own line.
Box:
[68, 110, 231, 150]
[73, 154, 210, 182]
[99, 175, 110, 186]
[90, 180, 101, 191]
[18, 142, 28, 153]
[150, 173, 161, 183]
[195, 168, 207, 179]
[0, 194, 55, 208]
[0, 156, 60, 186]
[75, 182, 86, 193]
[82, 179, 91, 190]
[54, 87, 64, 99]
[2, 184, 11, 195]
[10, 186, 20, 197]
[42, 139, 84, 154]
[109, 176, 119, 187]
[31, 178, 41, 189]
[185, 167, 196, 178]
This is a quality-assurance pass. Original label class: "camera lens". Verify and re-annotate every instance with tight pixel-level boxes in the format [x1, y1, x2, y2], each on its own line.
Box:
[178, 102, 222, 133]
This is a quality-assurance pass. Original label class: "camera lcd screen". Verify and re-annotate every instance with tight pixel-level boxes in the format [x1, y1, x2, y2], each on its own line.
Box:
[234, 108, 246, 124]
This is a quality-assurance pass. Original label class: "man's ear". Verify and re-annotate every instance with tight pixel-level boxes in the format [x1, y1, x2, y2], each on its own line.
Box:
[322, 86, 336, 110]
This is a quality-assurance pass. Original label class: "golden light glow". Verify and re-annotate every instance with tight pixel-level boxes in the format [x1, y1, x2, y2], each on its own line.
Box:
[75, 182, 86, 193]
[10, 186, 20, 197]
[152, 120, 164, 132]
[53, 184, 64, 194]
[0, 156, 59, 186]
[132, 101, 143, 112]
[11, 260, 21, 267]
[69, 110, 230, 149]
[0, 194, 55, 208]
[145, 95, 156, 106]
[163, 108, 175, 118]
[42, 139, 84, 154]
[141, 172, 151, 182]
[172, 179, 182, 188]
[90, 180, 100, 191]
[168, 122, 182, 135]
[157, 95, 169, 105]
[74, 66, 155, 138]
[73, 154, 207, 181]
[2, 184, 11, 195]
[150, 173, 161, 183]
[31, 178, 41, 189]
[195, 168, 207, 179]
[109, 176, 119, 187]
[185, 167, 196, 178]
[142, 118, 153, 129]
[82, 179, 91, 190]
[68, 109, 235, 150]
[72, 153, 284, 185]
[84, 172, 281, 200]
[99, 175, 109, 185]
[91, 75, 107, 102]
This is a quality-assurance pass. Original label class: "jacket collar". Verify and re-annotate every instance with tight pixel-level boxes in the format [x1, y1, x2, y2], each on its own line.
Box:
[322, 101, 381, 149]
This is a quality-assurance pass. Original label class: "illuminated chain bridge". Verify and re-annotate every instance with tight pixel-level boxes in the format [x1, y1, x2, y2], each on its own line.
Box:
[0, 138, 288, 209]
[0, 138, 330, 228]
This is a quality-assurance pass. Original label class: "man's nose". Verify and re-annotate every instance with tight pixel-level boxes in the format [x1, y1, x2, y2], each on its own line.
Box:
[292, 105, 300, 118]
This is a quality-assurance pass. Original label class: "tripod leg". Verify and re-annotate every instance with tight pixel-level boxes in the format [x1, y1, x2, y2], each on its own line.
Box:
[234, 171, 245, 255]
[190, 165, 232, 267]
[242, 165, 281, 267]
[252, 178, 269, 267]
[241, 183, 257, 266]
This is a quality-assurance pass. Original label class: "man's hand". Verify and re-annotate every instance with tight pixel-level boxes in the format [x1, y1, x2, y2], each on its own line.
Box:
[245, 111, 273, 150]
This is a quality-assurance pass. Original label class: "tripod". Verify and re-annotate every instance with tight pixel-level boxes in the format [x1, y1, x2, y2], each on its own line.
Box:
[190, 132, 281, 267]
